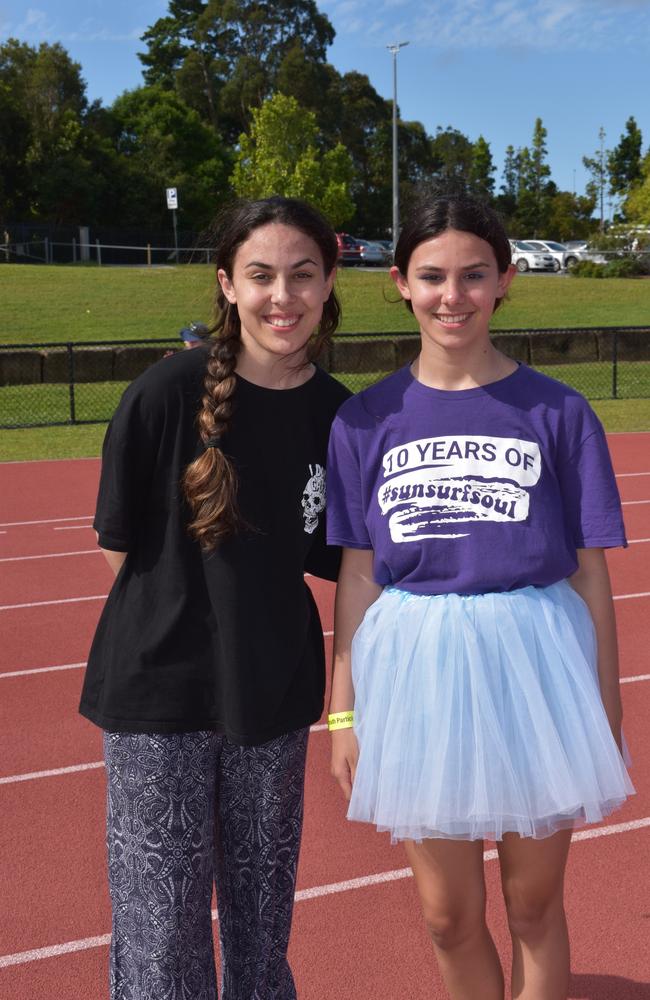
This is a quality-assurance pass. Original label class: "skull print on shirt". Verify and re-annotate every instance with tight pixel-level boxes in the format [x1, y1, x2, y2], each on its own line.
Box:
[302, 464, 326, 534]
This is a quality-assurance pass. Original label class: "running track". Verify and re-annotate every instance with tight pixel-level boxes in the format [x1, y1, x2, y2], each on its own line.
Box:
[1, 438, 649, 999]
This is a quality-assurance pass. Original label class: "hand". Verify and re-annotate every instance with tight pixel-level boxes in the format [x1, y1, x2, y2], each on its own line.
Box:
[330, 729, 359, 802]
[600, 689, 623, 753]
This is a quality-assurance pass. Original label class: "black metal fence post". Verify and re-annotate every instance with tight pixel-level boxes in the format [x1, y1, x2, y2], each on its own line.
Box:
[67, 342, 77, 423]
[612, 330, 618, 400]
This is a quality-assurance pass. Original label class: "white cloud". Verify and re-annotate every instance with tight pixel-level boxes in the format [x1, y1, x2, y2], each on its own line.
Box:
[329, 0, 650, 52]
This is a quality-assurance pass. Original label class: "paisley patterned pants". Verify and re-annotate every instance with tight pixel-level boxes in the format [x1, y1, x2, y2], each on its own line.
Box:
[103, 728, 309, 1000]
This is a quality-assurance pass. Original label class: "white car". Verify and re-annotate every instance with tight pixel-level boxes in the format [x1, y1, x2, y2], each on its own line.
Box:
[562, 241, 608, 268]
[522, 240, 568, 272]
[509, 240, 555, 273]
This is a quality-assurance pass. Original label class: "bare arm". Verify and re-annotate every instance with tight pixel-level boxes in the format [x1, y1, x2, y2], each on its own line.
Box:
[330, 547, 382, 800]
[568, 547, 622, 749]
[99, 540, 127, 577]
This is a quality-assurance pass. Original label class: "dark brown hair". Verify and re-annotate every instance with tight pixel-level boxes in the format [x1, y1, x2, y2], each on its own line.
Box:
[394, 193, 512, 312]
[183, 196, 340, 550]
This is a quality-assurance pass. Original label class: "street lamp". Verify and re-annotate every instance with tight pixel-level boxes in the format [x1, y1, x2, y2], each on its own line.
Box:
[387, 41, 409, 256]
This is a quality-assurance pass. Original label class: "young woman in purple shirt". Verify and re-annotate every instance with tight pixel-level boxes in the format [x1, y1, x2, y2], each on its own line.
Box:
[326, 194, 633, 1000]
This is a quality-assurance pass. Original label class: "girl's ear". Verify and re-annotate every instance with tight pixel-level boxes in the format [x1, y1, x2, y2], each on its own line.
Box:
[496, 263, 517, 298]
[217, 268, 237, 305]
[390, 265, 412, 301]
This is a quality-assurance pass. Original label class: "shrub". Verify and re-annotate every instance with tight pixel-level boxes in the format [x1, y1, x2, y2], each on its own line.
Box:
[570, 257, 648, 278]
[570, 261, 606, 278]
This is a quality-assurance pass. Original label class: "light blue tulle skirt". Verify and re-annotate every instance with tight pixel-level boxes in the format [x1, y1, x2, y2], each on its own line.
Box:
[348, 581, 634, 842]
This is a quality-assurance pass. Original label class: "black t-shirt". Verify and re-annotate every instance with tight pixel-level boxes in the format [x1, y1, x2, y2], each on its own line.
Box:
[79, 346, 350, 743]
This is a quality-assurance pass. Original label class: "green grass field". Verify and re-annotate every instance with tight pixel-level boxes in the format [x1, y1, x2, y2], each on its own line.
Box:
[2, 264, 650, 343]
[1, 263, 649, 461]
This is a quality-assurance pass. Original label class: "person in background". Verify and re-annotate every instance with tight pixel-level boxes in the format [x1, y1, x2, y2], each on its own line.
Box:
[327, 192, 633, 1000]
[80, 196, 350, 1000]
[180, 321, 211, 348]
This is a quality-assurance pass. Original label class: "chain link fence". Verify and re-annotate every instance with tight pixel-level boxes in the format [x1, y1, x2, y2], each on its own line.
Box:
[1, 329, 649, 430]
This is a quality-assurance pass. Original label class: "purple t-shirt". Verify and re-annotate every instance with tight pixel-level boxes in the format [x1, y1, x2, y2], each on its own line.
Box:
[327, 364, 626, 595]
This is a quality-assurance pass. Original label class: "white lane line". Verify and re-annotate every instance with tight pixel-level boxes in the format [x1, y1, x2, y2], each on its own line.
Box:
[54, 525, 94, 532]
[621, 673, 650, 684]
[614, 591, 650, 601]
[0, 550, 100, 564]
[616, 471, 650, 478]
[622, 500, 650, 506]
[2, 816, 649, 969]
[0, 935, 112, 968]
[628, 538, 650, 545]
[0, 761, 104, 785]
[0, 515, 93, 528]
[0, 662, 86, 679]
[0, 594, 108, 611]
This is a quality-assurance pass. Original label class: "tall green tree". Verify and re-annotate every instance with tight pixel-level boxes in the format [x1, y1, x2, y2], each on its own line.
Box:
[608, 116, 643, 197]
[468, 135, 495, 200]
[0, 38, 119, 224]
[513, 119, 553, 235]
[494, 145, 520, 226]
[624, 150, 650, 225]
[110, 85, 231, 229]
[139, 0, 335, 138]
[547, 191, 597, 241]
[231, 93, 354, 227]
[428, 126, 474, 188]
[583, 126, 608, 231]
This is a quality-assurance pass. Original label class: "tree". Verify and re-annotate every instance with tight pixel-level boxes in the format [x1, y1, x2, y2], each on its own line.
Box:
[494, 145, 520, 226]
[624, 151, 650, 225]
[0, 73, 31, 219]
[546, 191, 597, 241]
[231, 93, 354, 227]
[428, 126, 474, 188]
[513, 119, 553, 235]
[139, 0, 335, 138]
[608, 116, 643, 206]
[313, 70, 391, 234]
[468, 136, 495, 201]
[110, 85, 231, 229]
[0, 38, 117, 224]
[583, 126, 608, 232]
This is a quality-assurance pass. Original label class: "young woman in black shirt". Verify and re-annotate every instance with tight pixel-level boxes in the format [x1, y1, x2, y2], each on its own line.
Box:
[80, 197, 350, 1000]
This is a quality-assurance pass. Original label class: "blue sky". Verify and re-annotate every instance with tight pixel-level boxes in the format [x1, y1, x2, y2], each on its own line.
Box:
[2, 0, 650, 213]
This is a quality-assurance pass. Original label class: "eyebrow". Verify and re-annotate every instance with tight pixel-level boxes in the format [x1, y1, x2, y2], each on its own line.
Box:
[244, 258, 319, 269]
[415, 261, 491, 271]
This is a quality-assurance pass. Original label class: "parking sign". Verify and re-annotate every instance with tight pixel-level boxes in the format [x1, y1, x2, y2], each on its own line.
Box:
[166, 187, 178, 210]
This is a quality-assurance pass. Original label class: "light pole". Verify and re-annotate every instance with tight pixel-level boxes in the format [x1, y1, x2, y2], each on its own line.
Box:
[387, 41, 409, 256]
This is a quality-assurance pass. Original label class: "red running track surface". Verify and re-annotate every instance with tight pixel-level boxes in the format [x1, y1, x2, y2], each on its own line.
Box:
[1, 437, 649, 999]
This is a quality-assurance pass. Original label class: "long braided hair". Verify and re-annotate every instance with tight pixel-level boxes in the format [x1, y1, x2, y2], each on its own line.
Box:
[183, 197, 341, 550]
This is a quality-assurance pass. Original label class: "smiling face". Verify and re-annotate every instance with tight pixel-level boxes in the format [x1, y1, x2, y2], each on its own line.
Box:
[391, 228, 516, 358]
[217, 223, 335, 370]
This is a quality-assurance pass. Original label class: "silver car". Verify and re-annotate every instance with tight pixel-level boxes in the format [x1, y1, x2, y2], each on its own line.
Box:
[357, 240, 388, 266]
[509, 240, 555, 273]
[563, 242, 608, 268]
[523, 240, 568, 272]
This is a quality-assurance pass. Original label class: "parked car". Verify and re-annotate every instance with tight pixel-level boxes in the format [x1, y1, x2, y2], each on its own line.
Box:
[357, 239, 389, 266]
[562, 242, 608, 268]
[522, 239, 568, 272]
[509, 240, 555, 273]
[374, 239, 394, 263]
[336, 233, 363, 266]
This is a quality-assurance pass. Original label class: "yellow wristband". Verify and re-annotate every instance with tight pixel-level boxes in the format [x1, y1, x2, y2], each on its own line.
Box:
[328, 711, 355, 732]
